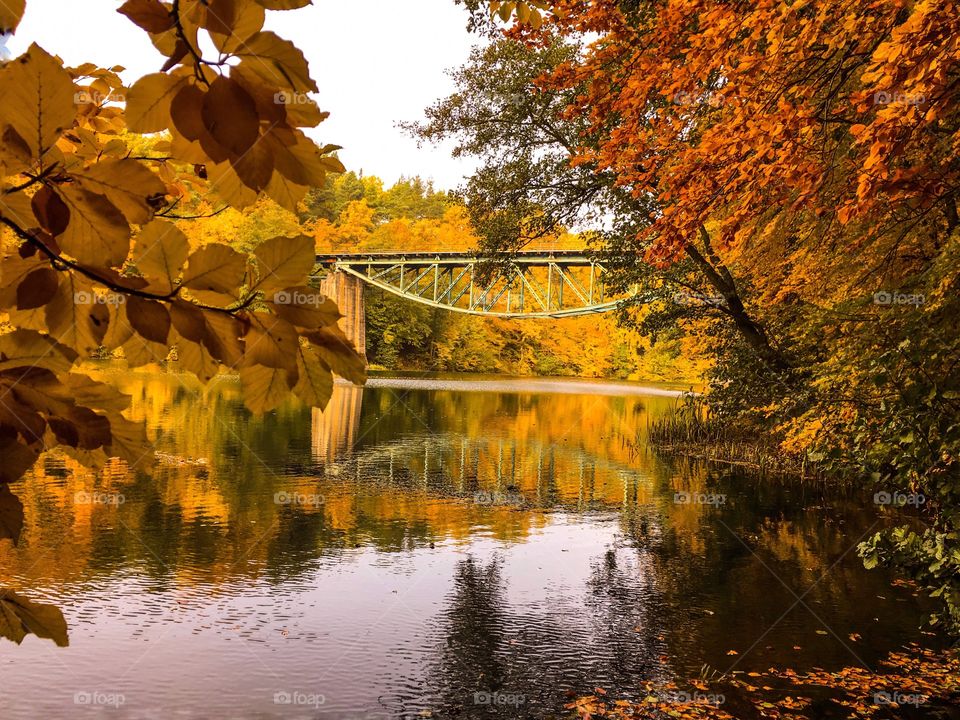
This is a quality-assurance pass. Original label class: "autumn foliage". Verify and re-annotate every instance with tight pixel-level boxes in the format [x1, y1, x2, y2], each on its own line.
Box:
[0, 0, 365, 491]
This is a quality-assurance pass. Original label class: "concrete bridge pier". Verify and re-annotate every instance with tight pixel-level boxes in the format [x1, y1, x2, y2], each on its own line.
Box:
[319, 270, 367, 363]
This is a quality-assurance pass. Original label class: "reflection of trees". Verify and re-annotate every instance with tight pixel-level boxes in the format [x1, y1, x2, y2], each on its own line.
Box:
[637, 456, 927, 674]
[409, 544, 666, 717]
[1, 372, 674, 592]
[427, 556, 509, 719]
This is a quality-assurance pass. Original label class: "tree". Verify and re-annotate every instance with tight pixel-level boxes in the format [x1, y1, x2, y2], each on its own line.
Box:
[408, 35, 789, 378]
[486, 0, 960, 632]
[0, 0, 366, 567]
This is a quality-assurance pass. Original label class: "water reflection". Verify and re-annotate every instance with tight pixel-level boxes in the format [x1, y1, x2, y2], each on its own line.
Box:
[0, 371, 936, 718]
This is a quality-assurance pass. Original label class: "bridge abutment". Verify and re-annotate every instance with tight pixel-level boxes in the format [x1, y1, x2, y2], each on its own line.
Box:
[320, 271, 367, 364]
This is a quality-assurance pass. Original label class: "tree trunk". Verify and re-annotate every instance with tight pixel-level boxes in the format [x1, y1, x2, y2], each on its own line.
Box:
[684, 228, 789, 372]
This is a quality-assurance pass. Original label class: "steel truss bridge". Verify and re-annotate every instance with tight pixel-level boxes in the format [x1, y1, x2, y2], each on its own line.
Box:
[317, 251, 632, 318]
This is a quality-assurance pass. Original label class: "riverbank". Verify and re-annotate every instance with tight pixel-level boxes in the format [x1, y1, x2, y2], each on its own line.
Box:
[365, 372, 692, 397]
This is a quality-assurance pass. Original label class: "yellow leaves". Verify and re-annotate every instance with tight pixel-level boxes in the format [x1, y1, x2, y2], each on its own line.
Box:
[0, 329, 74, 375]
[0, 44, 77, 163]
[0, 0, 359, 494]
[264, 168, 309, 211]
[243, 312, 299, 374]
[201, 76, 261, 156]
[133, 220, 190, 294]
[234, 32, 318, 93]
[182, 244, 247, 302]
[207, 0, 266, 53]
[118, 0, 175, 33]
[252, 234, 315, 293]
[125, 72, 189, 133]
[126, 296, 171, 345]
[54, 185, 130, 268]
[269, 288, 340, 329]
[43, 272, 109, 355]
[304, 325, 366, 385]
[293, 344, 333, 408]
[0, 589, 69, 647]
[0, 182, 36, 227]
[70, 158, 168, 225]
[239, 363, 290, 413]
[490, 1, 546, 28]
[0, 0, 25, 33]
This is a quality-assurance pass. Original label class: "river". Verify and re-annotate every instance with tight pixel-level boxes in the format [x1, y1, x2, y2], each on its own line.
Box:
[0, 370, 936, 718]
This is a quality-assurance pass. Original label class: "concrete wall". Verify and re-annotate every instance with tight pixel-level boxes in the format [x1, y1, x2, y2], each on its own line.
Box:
[319, 271, 367, 364]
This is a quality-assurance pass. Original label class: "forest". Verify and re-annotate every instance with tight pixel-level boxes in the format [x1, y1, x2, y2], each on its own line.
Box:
[0, 0, 958, 718]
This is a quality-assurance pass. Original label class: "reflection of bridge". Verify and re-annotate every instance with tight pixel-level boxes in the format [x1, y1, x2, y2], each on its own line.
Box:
[311, 385, 653, 509]
[318, 252, 635, 361]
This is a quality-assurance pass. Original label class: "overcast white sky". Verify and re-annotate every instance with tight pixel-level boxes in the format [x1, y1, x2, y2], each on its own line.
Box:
[6, 0, 479, 191]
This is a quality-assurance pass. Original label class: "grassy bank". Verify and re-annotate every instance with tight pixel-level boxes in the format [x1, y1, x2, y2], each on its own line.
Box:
[647, 393, 823, 479]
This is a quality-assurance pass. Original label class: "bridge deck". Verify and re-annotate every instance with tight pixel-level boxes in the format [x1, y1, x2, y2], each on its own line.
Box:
[317, 250, 594, 266]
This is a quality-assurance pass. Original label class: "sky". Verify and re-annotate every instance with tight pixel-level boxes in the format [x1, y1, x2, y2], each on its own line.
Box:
[5, 0, 480, 191]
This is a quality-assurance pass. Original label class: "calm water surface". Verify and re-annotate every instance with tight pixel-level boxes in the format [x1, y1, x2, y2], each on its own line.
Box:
[0, 371, 935, 718]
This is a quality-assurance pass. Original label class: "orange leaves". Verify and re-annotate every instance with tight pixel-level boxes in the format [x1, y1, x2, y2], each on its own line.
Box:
[533, 0, 960, 265]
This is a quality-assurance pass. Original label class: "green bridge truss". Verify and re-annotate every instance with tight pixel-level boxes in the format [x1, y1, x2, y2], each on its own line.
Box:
[317, 251, 633, 318]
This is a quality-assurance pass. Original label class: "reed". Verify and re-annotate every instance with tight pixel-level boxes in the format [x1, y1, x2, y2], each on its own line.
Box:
[648, 392, 822, 479]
